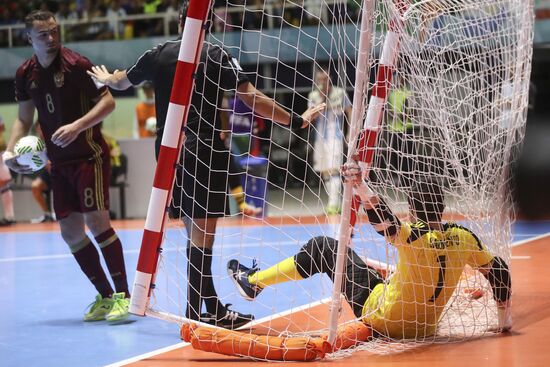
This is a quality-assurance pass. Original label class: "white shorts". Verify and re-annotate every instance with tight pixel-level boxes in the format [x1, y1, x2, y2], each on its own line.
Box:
[0, 155, 12, 182]
[313, 138, 344, 173]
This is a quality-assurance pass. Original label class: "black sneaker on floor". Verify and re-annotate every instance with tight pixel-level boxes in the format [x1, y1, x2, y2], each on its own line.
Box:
[227, 259, 263, 301]
[0, 218, 15, 227]
[200, 304, 254, 329]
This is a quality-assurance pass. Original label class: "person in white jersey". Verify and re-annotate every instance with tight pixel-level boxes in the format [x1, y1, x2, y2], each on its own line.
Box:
[308, 66, 352, 215]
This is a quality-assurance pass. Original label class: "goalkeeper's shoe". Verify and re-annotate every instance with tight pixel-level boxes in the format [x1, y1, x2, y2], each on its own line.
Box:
[227, 259, 263, 301]
[83, 294, 114, 322]
[200, 304, 254, 329]
[106, 292, 130, 323]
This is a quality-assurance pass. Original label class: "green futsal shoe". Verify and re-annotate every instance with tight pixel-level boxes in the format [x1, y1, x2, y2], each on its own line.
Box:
[84, 294, 114, 322]
[106, 293, 130, 323]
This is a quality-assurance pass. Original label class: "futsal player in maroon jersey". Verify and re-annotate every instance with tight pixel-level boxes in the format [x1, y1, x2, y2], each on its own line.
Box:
[2, 10, 130, 323]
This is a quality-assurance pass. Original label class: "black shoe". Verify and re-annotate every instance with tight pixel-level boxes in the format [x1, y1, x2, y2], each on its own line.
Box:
[0, 218, 15, 226]
[200, 304, 254, 329]
[227, 259, 263, 301]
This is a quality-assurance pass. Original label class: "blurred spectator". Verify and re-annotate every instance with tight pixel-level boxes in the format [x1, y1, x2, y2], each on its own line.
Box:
[304, 0, 326, 25]
[30, 166, 55, 223]
[0, 0, 359, 46]
[102, 131, 125, 186]
[56, 1, 78, 21]
[0, 115, 15, 226]
[140, 0, 163, 37]
[78, 1, 107, 41]
[162, 0, 180, 35]
[120, 0, 139, 15]
[227, 95, 265, 157]
[55, 1, 78, 41]
[104, 0, 127, 40]
[242, 0, 265, 30]
[308, 66, 352, 215]
[134, 81, 157, 138]
[219, 96, 263, 216]
[30, 122, 54, 224]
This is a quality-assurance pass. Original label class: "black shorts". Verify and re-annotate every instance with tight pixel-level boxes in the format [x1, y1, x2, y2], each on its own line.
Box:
[171, 137, 230, 219]
[295, 236, 384, 318]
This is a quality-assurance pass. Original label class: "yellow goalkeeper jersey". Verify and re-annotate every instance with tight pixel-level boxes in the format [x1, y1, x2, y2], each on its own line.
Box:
[362, 221, 494, 339]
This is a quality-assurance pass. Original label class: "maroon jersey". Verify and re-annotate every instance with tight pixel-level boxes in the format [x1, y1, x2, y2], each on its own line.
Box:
[14, 47, 109, 165]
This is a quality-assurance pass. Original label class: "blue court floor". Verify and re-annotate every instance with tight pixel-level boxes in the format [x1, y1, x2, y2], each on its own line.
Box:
[1, 220, 549, 367]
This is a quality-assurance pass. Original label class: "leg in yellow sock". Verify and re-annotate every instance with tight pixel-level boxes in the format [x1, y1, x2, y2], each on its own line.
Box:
[249, 256, 303, 289]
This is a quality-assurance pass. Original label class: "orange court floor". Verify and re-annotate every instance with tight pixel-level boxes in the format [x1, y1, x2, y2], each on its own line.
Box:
[118, 219, 549, 367]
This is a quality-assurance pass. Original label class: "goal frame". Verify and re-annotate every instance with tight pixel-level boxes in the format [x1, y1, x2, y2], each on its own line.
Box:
[129, 0, 213, 317]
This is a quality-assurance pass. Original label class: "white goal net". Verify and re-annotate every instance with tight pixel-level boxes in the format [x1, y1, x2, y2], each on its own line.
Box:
[133, 0, 534, 360]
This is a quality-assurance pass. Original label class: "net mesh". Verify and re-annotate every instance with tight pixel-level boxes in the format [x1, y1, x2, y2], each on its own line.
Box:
[145, 0, 532, 359]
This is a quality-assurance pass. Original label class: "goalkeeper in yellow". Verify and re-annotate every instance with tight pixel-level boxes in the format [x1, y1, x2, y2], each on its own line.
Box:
[227, 163, 512, 338]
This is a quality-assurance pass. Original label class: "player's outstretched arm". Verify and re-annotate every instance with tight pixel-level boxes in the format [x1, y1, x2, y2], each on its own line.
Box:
[479, 257, 512, 332]
[236, 81, 325, 130]
[2, 100, 35, 174]
[87, 65, 133, 91]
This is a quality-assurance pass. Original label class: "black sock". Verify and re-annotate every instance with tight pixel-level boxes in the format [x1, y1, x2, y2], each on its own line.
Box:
[186, 247, 224, 320]
[186, 246, 205, 320]
[201, 248, 224, 315]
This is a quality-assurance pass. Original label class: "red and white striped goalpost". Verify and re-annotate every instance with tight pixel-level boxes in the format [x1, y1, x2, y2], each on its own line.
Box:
[130, 0, 213, 317]
[329, 0, 407, 344]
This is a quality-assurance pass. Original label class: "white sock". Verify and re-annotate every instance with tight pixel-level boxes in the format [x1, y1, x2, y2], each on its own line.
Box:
[1, 189, 15, 219]
[327, 175, 341, 208]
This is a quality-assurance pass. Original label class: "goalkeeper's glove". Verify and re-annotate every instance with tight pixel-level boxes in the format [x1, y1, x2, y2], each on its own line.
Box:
[341, 162, 374, 204]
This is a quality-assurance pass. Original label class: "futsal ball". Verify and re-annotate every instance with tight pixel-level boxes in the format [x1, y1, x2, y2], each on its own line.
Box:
[145, 116, 157, 133]
[14, 135, 48, 172]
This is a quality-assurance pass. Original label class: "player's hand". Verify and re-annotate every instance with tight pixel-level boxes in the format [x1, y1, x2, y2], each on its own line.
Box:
[87, 65, 116, 86]
[300, 103, 326, 128]
[51, 123, 81, 148]
[342, 161, 376, 204]
[495, 300, 512, 332]
[341, 161, 362, 186]
[1, 151, 34, 175]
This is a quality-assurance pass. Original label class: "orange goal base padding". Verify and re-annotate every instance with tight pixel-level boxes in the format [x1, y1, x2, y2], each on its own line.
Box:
[180, 321, 373, 361]
[331, 321, 373, 350]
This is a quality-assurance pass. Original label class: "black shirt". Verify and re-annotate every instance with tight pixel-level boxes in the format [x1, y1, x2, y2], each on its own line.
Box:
[126, 39, 249, 153]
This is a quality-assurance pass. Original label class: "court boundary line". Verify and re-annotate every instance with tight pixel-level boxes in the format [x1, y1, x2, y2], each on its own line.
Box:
[511, 231, 550, 246]
[103, 342, 189, 367]
[105, 232, 549, 366]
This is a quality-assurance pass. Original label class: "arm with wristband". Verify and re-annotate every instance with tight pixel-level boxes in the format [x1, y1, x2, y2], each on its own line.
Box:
[479, 257, 513, 332]
[341, 161, 401, 240]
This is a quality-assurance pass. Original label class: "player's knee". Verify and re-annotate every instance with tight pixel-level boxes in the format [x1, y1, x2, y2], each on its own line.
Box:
[31, 179, 43, 190]
[0, 180, 12, 193]
[61, 229, 88, 250]
[303, 236, 336, 256]
[84, 211, 111, 235]
[67, 237, 93, 253]
[295, 236, 337, 277]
